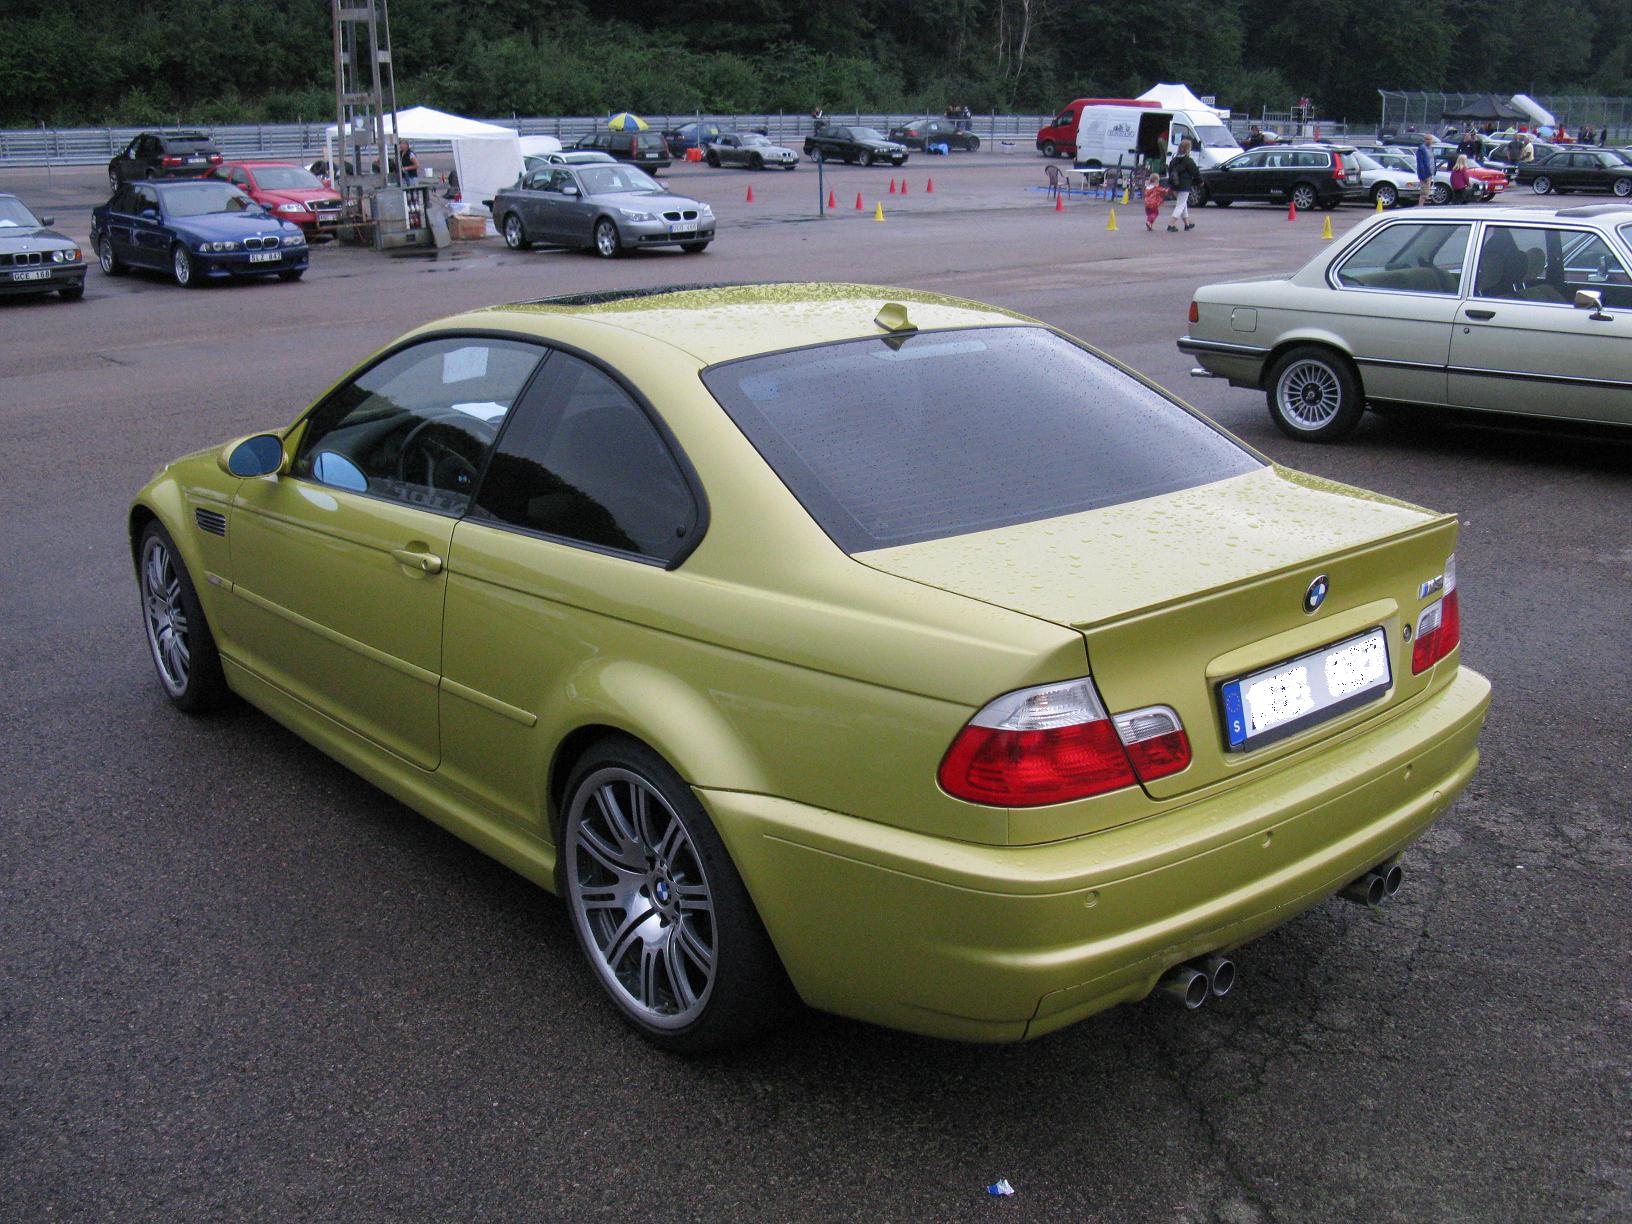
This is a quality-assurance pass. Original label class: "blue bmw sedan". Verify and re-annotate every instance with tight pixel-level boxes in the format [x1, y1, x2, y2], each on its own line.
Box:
[90, 180, 309, 287]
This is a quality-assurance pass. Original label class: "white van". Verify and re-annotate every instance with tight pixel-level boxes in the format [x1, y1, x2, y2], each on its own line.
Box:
[1073, 104, 1241, 171]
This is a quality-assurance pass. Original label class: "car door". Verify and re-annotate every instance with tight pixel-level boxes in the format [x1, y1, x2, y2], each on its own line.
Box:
[513, 167, 554, 237]
[439, 350, 703, 831]
[101, 187, 139, 259]
[1326, 218, 1472, 405]
[554, 169, 598, 246]
[223, 336, 548, 769]
[129, 185, 167, 267]
[1448, 222, 1632, 424]
[1210, 149, 1262, 196]
[717, 135, 741, 166]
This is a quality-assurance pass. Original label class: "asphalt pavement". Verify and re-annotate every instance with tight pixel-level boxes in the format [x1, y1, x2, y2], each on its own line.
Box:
[3, 154, 1629, 1222]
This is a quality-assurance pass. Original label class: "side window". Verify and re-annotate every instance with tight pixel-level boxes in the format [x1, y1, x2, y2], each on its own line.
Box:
[523, 168, 548, 189]
[293, 338, 545, 515]
[1478, 226, 1632, 307]
[1335, 222, 1470, 294]
[134, 186, 160, 214]
[472, 352, 699, 562]
[229, 168, 250, 187]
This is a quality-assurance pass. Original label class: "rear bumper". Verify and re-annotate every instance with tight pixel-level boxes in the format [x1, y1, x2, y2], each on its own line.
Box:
[703, 666, 1490, 1042]
[1177, 335, 1270, 388]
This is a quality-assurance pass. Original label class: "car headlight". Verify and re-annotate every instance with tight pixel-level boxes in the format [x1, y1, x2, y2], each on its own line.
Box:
[51, 249, 64, 262]
[275, 202, 305, 213]
[619, 209, 654, 222]
[282, 233, 306, 246]
[697, 203, 714, 218]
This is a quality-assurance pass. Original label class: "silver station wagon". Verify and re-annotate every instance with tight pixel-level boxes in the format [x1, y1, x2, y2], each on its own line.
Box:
[1180, 203, 1632, 440]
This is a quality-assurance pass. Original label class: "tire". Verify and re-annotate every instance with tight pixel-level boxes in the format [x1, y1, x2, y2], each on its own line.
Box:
[277, 269, 304, 282]
[561, 738, 795, 1052]
[1188, 181, 1207, 207]
[680, 241, 709, 254]
[1040, 140, 1057, 158]
[593, 217, 622, 259]
[98, 235, 125, 276]
[59, 283, 85, 300]
[750, 153, 763, 170]
[966, 135, 980, 151]
[137, 521, 229, 713]
[893, 156, 907, 166]
[171, 244, 200, 288]
[502, 211, 531, 250]
[1614, 178, 1631, 197]
[1531, 176, 1552, 195]
[1373, 183, 1398, 208]
[1291, 183, 1318, 212]
[1265, 345, 1365, 442]
[1431, 182, 1451, 205]
[861, 150, 874, 167]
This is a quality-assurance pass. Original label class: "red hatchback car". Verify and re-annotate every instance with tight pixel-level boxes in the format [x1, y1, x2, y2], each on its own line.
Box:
[211, 161, 344, 234]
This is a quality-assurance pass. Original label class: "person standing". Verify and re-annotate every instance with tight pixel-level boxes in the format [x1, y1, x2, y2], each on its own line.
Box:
[1167, 139, 1199, 232]
[395, 138, 419, 184]
[1415, 134, 1436, 205]
[811, 104, 826, 133]
[1244, 124, 1266, 149]
[1449, 155, 1470, 203]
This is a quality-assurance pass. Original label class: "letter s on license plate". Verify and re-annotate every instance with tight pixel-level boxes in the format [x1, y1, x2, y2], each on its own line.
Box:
[1220, 627, 1391, 751]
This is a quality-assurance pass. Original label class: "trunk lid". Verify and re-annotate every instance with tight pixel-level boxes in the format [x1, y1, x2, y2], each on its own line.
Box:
[858, 466, 1460, 799]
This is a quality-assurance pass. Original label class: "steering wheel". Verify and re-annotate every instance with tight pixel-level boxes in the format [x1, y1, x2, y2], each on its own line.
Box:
[395, 412, 497, 496]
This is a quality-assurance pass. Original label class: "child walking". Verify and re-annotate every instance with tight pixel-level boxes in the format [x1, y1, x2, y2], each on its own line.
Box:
[1143, 173, 1168, 230]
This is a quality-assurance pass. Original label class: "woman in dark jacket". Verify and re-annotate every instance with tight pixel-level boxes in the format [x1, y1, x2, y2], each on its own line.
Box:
[1167, 140, 1200, 231]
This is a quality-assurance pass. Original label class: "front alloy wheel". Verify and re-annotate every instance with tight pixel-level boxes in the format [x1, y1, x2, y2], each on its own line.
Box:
[1531, 175, 1552, 195]
[593, 218, 621, 258]
[1266, 346, 1364, 442]
[172, 245, 198, 287]
[99, 235, 124, 275]
[1614, 178, 1631, 197]
[1291, 183, 1318, 212]
[138, 522, 228, 712]
[502, 212, 530, 249]
[562, 741, 792, 1051]
[1374, 183, 1398, 208]
[1431, 182, 1451, 204]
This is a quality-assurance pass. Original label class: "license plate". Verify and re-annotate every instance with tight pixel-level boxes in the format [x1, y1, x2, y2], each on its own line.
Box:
[669, 223, 696, 236]
[187, 156, 204, 164]
[248, 251, 281, 263]
[1220, 627, 1391, 751]
[10, 268, 50, 282]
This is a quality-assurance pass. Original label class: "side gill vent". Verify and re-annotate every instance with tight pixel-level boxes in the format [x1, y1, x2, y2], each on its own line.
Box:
[194, 507, 227, 537]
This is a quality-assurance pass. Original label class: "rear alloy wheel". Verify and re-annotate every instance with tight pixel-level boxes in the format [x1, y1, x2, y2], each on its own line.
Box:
[1614, 178, 1631, 197]
[1373, 183, 1398, 208]
[861, 150, 874, 166]
[1266, 346, 1365, 442]
[750, 153, 763, 170]
[1530, 175, 1552, 195]
[1291, 183, 1318, 212]
[98, 235, 125, 276]
[706, 150, 720, 168]
[138, 521, 229, 712]
[171, 244, 199, 287]
[966, 136, 980, 151]
[502, 211, 531, 250]
[1041, 140, 1058, 158]
[593, 218, 621, 259]
[562, 739, 793, 1052]
[1188, 181, 1207, 207]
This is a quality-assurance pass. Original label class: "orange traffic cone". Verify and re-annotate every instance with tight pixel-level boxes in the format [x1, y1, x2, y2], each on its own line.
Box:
[827, 190, 836, 208]
[926, 177, 934, 193]
[1054, 192, 1064, 212]
[854, 192, 864, 210]
[901, 178, 909, 194]
[888, 178, 897, 194]
[1286, 199, 1296, 220]
[746, 185, 755, 203]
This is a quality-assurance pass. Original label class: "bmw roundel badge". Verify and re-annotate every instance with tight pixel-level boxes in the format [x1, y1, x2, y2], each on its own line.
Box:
[1303, 574, 1330, 614]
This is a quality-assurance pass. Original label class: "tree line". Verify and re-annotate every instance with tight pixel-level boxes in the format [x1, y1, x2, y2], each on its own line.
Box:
[3, 0, 1628, 129]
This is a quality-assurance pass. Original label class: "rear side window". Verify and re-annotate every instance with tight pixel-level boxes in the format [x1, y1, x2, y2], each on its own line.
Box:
[1336, 222, 1470, 294]
[702, 326, 1260, 553]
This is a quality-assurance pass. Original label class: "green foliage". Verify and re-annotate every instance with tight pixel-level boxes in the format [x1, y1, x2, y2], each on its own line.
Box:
[0, 0, 1623, 128]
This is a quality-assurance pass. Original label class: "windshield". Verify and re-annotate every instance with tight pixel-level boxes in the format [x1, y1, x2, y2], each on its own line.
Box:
[851, 128, 885, 141]
[702, 326, 1260, 552]
[0, 197, 42, 227]
[1193, 124, 1239, 149]
[159, 182, 256, 217]
[741, 134, 771, 146]
[250, 165, 323, 189]
[577, 165, 662, 195]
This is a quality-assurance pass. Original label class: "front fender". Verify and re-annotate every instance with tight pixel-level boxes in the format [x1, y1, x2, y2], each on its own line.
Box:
[129, 463, 238, 634]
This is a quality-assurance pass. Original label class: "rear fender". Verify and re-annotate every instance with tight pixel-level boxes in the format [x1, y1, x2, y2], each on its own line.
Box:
[1260, 332, 1361, 390]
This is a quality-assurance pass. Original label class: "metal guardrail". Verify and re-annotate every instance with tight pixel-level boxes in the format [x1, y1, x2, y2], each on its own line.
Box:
[0, 114, 1052, 168]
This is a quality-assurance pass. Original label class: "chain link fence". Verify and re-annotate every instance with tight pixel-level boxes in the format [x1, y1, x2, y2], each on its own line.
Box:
[0, 112, 1051, 168]
[1378, 91, 1632, 142]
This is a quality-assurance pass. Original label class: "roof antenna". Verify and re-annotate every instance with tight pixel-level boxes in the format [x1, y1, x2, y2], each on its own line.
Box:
[874, 302, 917, 334]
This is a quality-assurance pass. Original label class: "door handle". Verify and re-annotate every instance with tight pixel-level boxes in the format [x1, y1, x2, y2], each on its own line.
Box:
[390, 547, 443, 574]
[1464, 308, 1496, 320]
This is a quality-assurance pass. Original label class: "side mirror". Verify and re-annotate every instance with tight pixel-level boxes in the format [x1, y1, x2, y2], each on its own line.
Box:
[219, 433, 286, 478]
[561, 185, 580, 197]
[1574, 289, 1611, 320]
[41, 215, 55, 226]
[140, 208, 159, 220]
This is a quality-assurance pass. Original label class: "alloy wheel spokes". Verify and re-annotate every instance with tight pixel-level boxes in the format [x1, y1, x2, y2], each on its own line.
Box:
[1282, 363, 1340, 426]
[142, 541, 189, 689]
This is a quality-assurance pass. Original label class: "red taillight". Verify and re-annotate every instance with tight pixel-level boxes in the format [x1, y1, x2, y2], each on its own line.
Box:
[161, 156, 183, 167]
[938, 679, 1189, 806]
[1112, 706, 1192, 782]
[208, 153, 221, 164]
[1188, 300, 1199, 324]
[1332, 152, 1345, 179]
[1411, 554, 1460, 673]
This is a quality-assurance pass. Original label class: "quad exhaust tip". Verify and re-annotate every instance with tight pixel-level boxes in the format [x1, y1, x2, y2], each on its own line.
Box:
[1340, 861, 1405, 909]
[1157, 955, 1237, 1009]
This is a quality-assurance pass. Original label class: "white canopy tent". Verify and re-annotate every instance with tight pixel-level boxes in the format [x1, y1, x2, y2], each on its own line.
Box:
[324, 106, 522, 212]
[1137, 84, 1220, 115]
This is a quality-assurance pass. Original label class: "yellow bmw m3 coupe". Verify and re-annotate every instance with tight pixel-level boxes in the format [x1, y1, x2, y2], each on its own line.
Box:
[130, 283, 1490, 1050]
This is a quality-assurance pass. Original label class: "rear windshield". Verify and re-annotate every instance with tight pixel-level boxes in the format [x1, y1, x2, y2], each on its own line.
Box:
[701, 325, 1261, 552]
[165, 135, 215, 149]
